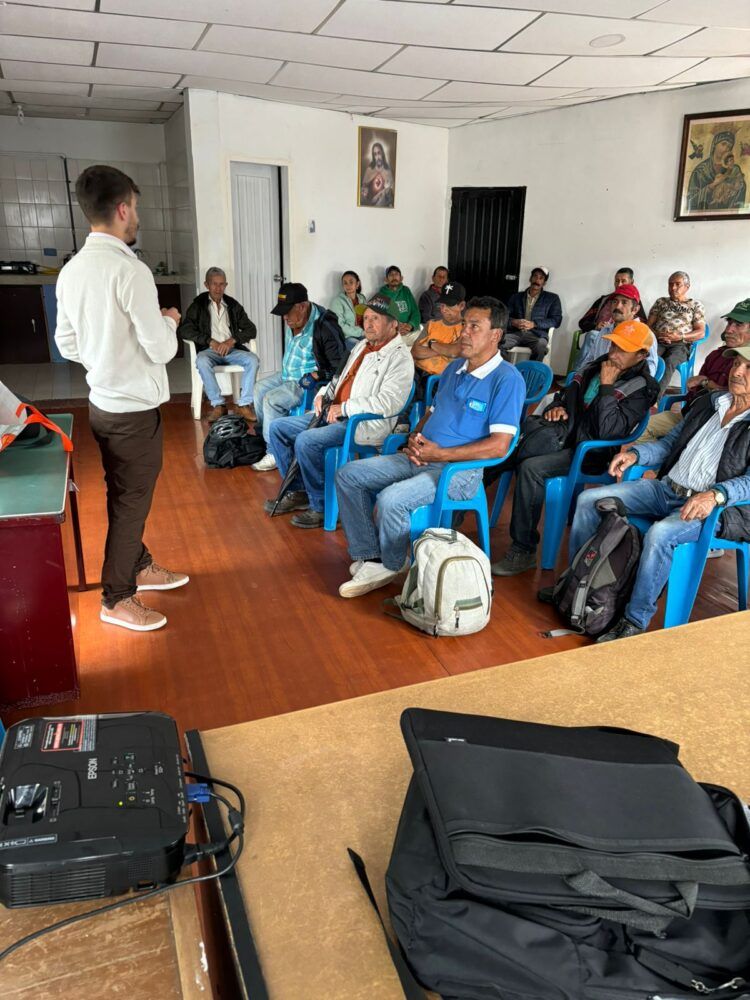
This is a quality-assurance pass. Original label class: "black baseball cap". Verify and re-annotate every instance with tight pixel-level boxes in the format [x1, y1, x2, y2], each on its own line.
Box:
[438, 281, 466, 306]
[365, 293, 400, 320]
[271, 282, 308, 316]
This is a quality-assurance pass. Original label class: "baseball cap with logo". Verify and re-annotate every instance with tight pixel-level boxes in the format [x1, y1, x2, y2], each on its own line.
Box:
[531, 266, 549, 279]
[271, 282, 308, 316]
[610, 283, 640, 305]
[722, 298, 750, 324]
[365, 293, 400, 321]
[438, 281, 466, 306]
[603, 320, 654, 353]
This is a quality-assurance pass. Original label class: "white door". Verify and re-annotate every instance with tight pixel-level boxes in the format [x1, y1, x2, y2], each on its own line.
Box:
[231, 162, 284, 379]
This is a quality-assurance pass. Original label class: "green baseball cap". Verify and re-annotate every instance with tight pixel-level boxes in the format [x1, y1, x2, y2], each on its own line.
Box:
[723, 343, 750, 361]
[722, 298, 750, 324]
[365, 293, 400, 321]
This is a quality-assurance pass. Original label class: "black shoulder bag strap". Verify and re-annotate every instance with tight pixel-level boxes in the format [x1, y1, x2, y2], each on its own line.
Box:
[633, 944, 748, 997]
[347, 849, 428, 1000]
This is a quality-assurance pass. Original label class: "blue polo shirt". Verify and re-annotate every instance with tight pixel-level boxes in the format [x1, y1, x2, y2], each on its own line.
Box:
[423, 353, 525, 448]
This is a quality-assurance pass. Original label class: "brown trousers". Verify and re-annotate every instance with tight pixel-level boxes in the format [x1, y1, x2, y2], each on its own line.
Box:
[89, 403, 163, 608]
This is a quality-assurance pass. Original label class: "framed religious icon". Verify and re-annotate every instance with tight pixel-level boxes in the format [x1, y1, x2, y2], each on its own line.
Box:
[358, 126, 397, 208]
[674, 109, 750, 222]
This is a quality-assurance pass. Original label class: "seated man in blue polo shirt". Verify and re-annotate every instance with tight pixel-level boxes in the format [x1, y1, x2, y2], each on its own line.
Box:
[335, 297, 526, 598]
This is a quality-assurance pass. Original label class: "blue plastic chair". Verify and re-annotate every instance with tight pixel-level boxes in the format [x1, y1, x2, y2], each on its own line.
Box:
[322, 384, 416, 531]
[516, 361, 553, 419]
[410, 373, 441, 425]
[0, 720, 4, 744]
[674, 323, 710, 393]
[622, 463, 750, 628]
[408, 430, 520, 557]
[290, 383, 319, 417]
[657, 392, 688, 414]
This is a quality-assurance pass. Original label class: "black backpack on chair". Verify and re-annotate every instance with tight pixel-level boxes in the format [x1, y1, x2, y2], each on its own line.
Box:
[202, 414, 266, 468]
[353, 709, 750, 1000]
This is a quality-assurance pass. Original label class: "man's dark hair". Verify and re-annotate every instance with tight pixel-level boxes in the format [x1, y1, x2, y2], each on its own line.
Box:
[466, 295, 508, 332]
[615, 267, 634, 280]
[370, 142, 390, 170]
[385, 264, 401, 276]
[433, 265, 449, 278]
[75, 164, 140, 224]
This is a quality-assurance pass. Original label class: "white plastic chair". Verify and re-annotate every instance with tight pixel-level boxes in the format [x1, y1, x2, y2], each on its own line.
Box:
[182, 339, 258, 421]
[507, 328, 555, 366]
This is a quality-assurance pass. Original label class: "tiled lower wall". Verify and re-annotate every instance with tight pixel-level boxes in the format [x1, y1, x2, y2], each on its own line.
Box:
[0, 152, 189, 272]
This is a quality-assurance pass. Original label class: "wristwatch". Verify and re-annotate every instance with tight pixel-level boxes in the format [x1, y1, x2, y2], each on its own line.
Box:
[712, 488, 727, 506]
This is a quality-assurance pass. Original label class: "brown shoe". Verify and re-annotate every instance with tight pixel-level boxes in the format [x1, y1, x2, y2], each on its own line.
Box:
[136, 562, 190, 592]
[100, 596, 167, 632]
[237, 404, 256, 422]
[263, 491, 309, 515]
[207, 404, 228, 424]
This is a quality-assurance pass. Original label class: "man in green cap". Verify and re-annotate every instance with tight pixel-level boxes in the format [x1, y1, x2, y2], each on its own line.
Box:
[637, 297, 750, 442]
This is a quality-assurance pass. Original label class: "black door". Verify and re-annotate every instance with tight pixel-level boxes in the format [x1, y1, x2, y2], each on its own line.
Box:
[0, 286, 50, 363]
[447, 187, 526, 305]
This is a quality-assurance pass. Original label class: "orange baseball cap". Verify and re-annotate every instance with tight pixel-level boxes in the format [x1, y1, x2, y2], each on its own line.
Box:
[603, 320, 654, 353]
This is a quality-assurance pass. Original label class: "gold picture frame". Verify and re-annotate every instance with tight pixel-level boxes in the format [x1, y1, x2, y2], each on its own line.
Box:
[357, 126, 397, 209]
[674, 109, 750, 222]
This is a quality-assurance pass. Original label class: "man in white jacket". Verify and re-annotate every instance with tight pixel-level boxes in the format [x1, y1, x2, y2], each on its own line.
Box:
[55, 165, 188, 632]
[264, 294, 414, 528]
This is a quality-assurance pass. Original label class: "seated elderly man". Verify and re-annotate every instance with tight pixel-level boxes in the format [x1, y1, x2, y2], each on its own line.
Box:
[264, 294, 414, 528]
[492, 321, 659, 577]
[637, 297, 750, 443]
[574, 283, 658, 376]
[568, 343, 750, 643]
[578, 267, 647, 333]
[335, 297, 526, 598]
[178, 267, 258, 423]
[503, 267, 562, 362]
[647, 270, 706, 394]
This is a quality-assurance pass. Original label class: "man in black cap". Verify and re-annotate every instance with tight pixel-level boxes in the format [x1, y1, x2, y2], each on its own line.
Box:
[264, 293, 414, 527]
[503, 266, 562, 362]
[411, 280, 466, 397]
[251, 282, 347, 471]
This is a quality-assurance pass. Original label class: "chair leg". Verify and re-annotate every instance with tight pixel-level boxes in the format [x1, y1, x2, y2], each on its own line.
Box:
[323, 448, 341, 532]
[475, 494, 491, 557]
[231, 371, 242, 405]
[737, 546, 749, 611]
[191, 375, 202, 420]
[541, 477, 569, 571]
[489, 471, 513, 529]
[410, 506, 430, 553]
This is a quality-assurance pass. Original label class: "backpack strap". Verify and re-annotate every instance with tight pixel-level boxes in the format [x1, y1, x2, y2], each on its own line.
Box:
[12, 403, 73, 452]
[347, 849, 429, 1000]
[632, 944, 748, 996]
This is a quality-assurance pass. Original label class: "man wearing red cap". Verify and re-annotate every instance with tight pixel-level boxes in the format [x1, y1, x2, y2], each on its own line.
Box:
[574, 284, 658, 376]
[578, 267, 647, 332]
[492, 321, 658, 577]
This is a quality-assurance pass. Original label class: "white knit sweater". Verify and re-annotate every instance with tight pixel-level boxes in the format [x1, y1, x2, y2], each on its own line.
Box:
[55, 233, 177, 412]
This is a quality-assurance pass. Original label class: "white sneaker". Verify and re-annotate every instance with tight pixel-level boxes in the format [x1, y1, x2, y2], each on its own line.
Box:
[339, 561, 399, 598]
[251, 453, 277, 472]
[349, 556, 409, 577]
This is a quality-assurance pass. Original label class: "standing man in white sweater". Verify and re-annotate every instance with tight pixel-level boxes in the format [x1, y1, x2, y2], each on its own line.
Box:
[55, 165, 188, 632]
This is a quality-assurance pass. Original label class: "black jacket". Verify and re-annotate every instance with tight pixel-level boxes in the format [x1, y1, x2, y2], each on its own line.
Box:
[578, 293, 647, 332]
[177, 292, 257, 352]
[548, 358, 659, 471]
[656, 392, 750, 542]
[308, 304, 348, 381]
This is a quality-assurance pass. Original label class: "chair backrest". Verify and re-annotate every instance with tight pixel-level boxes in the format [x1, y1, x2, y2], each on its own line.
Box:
[655, 356, 665, 382]
[686, 323, 711, 374]
[516, 361, 553, 405]
[182, 338, 197, 363]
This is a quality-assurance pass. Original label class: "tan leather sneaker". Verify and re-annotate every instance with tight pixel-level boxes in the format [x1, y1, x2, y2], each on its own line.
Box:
[136, 562, 190, 592]
[100, 596, 167, 631]
[207, 404, 228, 424]
[236, 404, 256, 421]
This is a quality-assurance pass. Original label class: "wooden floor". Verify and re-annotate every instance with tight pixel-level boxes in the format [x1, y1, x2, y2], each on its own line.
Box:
[6, 402, 743, 736]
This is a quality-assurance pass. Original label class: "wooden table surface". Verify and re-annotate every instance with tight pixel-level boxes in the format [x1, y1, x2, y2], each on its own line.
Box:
[199, 611, 750, 1000]
[0, 884, 211, 1000]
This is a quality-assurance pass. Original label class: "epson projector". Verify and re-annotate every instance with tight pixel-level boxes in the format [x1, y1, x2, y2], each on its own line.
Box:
[0, 712, 188, 908]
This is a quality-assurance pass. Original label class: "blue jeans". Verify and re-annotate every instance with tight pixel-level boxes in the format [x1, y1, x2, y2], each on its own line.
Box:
[336, 453, 482, 572]
[254, 372, 304, 446]
[195, 348, 259, 407]
[268, 413, 347, 512]
[569, 479, 705, 630]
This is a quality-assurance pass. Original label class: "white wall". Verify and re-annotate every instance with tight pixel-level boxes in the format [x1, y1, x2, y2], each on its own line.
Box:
[163, 107, 196, 295]
[449, 77, 750, 373]
[0, 116, 165, 162]
[184, 89, 450, 305]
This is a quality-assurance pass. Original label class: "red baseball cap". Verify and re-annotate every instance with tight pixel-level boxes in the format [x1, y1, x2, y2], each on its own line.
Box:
[610, 283, 640, 304]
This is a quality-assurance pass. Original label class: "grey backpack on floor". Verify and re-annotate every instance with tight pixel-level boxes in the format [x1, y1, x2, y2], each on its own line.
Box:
[354, 709, 750, 1000]
[385, 529, 492, 637]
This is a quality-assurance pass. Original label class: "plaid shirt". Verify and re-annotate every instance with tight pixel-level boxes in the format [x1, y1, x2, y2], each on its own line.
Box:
[281, 304, 318, 381]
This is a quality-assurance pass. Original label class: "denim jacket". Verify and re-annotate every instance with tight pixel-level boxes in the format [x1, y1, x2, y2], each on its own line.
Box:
[634, 392, 750, 540]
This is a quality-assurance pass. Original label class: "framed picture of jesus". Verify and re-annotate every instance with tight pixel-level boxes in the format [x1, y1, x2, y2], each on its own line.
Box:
[358, 126, 397, 209]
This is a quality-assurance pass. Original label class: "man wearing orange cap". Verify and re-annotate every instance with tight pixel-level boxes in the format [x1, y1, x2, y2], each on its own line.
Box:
[493, 321, 658, 576]
[574, 283, 658, 376]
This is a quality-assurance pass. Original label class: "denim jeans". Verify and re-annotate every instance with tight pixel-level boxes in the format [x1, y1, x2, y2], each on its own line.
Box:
[195, 348, 259, 407]
[336, 453, 482, 572]
[254, 372, 304, 446]
[569, 479, 705, 629]
[268, 413, 348, 512]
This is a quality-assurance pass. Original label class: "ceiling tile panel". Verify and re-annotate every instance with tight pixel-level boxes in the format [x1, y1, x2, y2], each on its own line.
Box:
[91, 85, 183, 102]
[533, 55, 705, 88]
[100, 0, 340, 33]
[0, 6, 206, 49]
[0, 61, 181, 88]
[654, 27, 750, 58]
[380, 46, 565, 85]
[376, 104, 508, 117]
[199, 24, 399, 71]
[0, 105, 88, 117]
[180, 77, 340, 104]
[96, 43, 281, 84]
[638, 0, 750, 30]
[6, 0, 95, 8]
[86, 109, 172, 121]
[320, 0, 538, 51]
[0, 36, 93, 66]
[501, 13, 696, 56]
[466, 0, 660, 13]
[274, 63, 446, 100]
[424, 81, 580, 102]
[384, 117, 468, 127]
[11, 93, 163, 110]
[0, 79, 90, 97]
[664, 57, 750, 85]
